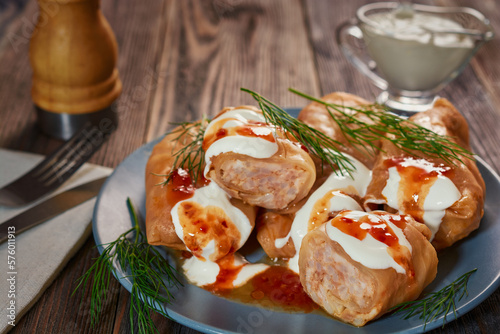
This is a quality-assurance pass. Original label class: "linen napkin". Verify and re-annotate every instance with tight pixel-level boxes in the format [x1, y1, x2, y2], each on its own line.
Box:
[0, 148, 112, 333]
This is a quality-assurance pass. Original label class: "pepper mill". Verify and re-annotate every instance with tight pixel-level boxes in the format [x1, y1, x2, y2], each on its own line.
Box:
[30, 0, 122, 140]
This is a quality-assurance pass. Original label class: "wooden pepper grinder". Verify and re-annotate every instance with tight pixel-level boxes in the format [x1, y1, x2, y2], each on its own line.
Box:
[30, 0, 122, 140]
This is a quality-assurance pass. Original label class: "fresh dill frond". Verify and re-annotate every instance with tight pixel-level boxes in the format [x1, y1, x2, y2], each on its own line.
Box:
[289, 88, 474, 165]
[391, 268, 477, 329]
[159, 118, 209, 186]
[73, 198, 182, 333]
[241, 88, 357, 174]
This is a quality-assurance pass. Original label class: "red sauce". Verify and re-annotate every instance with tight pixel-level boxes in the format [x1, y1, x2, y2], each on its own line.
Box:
[250, 266, 318, 312]
[177, 202, 241, 261]
[309, 190, 353, 231]
[333, 212, 405, 247]
[199, 257, 317, 312]
[331, 211, 412, 274]
[384, 157, 453, 223]
[216, 128, 227, 139]
[235, 122, 275, 142]
[204, 254, 244, 294]
[166, 168, 195, 207]
[385, 157, 453, 180]
[202, 115, 276, 152]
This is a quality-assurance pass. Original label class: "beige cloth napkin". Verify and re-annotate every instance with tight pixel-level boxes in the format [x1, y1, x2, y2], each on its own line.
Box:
[0, 148, 112, 333]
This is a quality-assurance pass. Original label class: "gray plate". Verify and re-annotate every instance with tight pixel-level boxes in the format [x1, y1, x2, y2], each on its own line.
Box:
[93, 109, 500, 334]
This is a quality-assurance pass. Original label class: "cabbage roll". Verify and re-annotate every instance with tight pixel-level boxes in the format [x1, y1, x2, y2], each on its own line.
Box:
[145, 123, 256, 260]
[299, 210, 438, 326]
[364, 98, 485, 250]
[204, 106, 316, 210]
[256, 212, 296, 259]
[258, 156, 372, 271]
[297, 92, 380, 169]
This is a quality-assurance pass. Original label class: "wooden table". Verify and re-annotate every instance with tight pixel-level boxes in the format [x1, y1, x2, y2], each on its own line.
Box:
[1, 0, 499, 333]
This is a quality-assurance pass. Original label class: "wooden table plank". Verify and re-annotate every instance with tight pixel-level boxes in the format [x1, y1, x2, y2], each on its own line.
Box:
[0, 0, 42, 152]
[92, 0, 169, 168]
[303, 0, 383, 99]
[146, 0, 321, 141]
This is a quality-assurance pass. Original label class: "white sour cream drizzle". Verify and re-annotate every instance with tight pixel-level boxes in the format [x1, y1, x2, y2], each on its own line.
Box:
[203, 108, 279, 177]
[275, 155, 372, 273]
[324, 211, 412, 274]
[378, 158, 461, 240]
[171, 181, 268, 288]
[171, 181, 252, 260]
[182, 253, 269, 287]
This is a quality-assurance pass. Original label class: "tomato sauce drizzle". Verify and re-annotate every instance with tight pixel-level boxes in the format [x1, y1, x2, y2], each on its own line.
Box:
[204, 254, 244, 294]
[199, 258, 317, 313]
[332, 212, 405, 246]
[384, 157, 453, 223]
[331, 211, 413, 275]
[250, 266, 318, 312]
[385, 157, 453, 181]
[177, 202, 241, 260]
[309, 190, 352, 231]
[202, 117, 276, 152]
[166, 168, 195, 207]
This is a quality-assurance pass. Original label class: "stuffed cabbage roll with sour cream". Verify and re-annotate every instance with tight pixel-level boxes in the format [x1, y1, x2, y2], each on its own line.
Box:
[299, 210, 438, 327]
[259, 155, 372, 269]
[203, 106, 316, 210]
[298, 92, 381, 169]
[363, 98, 485, 250]
[145, 123, 257, 260]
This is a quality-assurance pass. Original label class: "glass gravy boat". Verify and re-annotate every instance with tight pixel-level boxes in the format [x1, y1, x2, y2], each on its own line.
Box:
[337, 2, 494, 114]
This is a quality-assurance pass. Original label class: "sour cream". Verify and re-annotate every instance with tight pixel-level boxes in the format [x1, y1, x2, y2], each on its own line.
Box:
[378, 157, 461, 240]
[182, 253, 269, 288]
[275, 155, 372, 273]
[361, 7, 475, 91]
[203, 107, 279, 177]
[325, 210, 413, 274]
[171, 181, 253, 261]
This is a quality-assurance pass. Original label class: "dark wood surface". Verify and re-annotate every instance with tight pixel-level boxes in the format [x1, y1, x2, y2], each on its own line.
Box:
[1, 0, 499, 333]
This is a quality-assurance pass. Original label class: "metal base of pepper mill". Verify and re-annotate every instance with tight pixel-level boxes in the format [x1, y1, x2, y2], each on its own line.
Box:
[36, 103, 119, 141]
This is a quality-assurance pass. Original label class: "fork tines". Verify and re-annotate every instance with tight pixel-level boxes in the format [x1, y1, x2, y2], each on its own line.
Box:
[0, 123, 110, 207]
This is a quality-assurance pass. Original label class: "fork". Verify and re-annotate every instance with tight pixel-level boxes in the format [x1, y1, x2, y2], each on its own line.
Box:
[0, 122, 112, 207]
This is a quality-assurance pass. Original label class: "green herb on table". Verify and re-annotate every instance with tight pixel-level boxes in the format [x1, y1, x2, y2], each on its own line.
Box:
[288, 88, 474, 166]
[391, 268, 477, 329]
[73, 198, 181, 333]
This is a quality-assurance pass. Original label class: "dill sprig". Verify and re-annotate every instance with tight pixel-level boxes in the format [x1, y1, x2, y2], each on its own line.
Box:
[391, 268, 477, 329]
[73, 198, 182, 333]
[241, 88, 357, 174]
[158, 118, 208, 186]
[289, 88, 474, 165]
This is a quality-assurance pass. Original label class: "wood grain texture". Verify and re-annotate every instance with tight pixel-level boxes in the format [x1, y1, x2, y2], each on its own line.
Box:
[91, 0, 168, 168]
[1, 0, 499, 333]
[303, 0, 382, 99]
[11, 238, 120, 334]
[146, 0, 320, 141]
